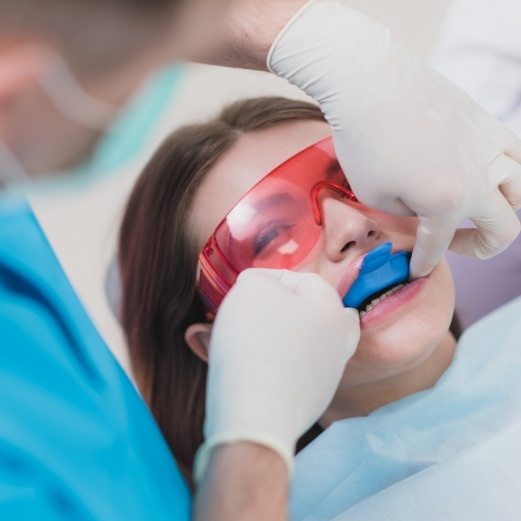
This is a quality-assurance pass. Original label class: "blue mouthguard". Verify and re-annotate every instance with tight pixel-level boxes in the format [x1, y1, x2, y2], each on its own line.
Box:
[342, 242, 411, 309]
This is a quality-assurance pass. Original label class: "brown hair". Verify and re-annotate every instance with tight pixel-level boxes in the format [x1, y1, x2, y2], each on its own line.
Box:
[119, 97, 327, 487]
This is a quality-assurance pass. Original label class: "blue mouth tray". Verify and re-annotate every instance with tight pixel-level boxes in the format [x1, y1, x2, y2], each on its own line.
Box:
[342, 242, 411, 309]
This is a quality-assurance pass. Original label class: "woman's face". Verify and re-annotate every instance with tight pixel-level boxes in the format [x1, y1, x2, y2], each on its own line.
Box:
[188, 120, 455, 387]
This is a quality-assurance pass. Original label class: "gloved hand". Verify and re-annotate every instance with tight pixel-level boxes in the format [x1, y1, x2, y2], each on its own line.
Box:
[194, 269, 360, 481]
[268, 0, 521, 278]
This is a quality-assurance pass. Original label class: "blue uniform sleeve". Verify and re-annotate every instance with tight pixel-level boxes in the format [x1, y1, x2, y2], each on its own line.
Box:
[0, 199, 191, 520]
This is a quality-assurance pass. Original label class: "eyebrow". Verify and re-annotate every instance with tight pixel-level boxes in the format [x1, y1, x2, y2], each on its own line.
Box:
[253, 192, 296, 211]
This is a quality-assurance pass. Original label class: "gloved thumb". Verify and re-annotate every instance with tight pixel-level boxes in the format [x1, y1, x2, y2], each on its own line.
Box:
[280, 271, 340, 302]
[241, 268, 343, 304]
[449, 192, 520, 259]
[341, 306, 361, 352]
[410, 215, 456, 279]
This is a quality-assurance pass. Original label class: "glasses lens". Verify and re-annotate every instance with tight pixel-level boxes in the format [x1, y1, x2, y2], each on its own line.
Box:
[216, 181, 318, 270]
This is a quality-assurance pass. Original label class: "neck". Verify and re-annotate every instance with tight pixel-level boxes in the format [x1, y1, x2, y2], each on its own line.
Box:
[319, 332, 457, 427]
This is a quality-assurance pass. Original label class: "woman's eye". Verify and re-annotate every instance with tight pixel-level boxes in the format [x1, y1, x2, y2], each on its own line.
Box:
[253, 222, 296, 256]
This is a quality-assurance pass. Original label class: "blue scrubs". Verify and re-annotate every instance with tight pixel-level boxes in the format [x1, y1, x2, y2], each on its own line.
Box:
[0, 198, 191, 520]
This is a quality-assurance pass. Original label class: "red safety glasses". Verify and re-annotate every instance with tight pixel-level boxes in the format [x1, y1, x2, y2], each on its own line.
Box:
[197, 136, 358, 315]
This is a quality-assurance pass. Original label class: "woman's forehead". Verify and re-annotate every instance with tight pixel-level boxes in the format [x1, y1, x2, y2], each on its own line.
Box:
[190, 120, 331, 249]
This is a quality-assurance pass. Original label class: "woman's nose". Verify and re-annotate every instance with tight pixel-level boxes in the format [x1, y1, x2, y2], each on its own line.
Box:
[321, 196, 381, 262]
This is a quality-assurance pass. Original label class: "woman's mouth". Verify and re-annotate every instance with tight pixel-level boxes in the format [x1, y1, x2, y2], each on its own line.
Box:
[335, 242, 429, 329]
[357, 276, 428, 328]
[358, 281, 406, 317]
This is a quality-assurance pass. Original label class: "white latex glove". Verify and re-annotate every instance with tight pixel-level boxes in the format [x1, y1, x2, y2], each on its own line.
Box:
[194, 269, 360, 481]
[268, 0, 521, 278]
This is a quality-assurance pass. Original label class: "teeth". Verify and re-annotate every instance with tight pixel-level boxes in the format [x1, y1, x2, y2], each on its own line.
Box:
[359, 283, 405, 317]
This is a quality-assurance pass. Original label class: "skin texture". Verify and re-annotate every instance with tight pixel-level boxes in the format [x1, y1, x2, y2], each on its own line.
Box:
[187, 120, 457, 426]
[186, 0, 308, 69]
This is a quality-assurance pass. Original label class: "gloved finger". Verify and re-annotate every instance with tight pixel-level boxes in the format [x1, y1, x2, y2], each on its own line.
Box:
[246, 268, 320, 293]
[502, 125, 521, 165]
[491, 154, 521, 211]
[410, 215, 457, 279]
[316, 308, 360, 366]
[450, 193, 520, 259]
[342, 307, 361, 342]
[238, 268, 337, 300]
[282, 271, 342, 303]
[236, 267, 291, 285]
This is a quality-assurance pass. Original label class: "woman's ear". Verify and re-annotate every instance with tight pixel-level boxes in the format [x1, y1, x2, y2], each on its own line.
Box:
[185, 323, 212, 363]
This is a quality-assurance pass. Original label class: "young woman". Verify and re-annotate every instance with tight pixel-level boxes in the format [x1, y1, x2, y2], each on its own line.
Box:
[118, 96, 464, 492]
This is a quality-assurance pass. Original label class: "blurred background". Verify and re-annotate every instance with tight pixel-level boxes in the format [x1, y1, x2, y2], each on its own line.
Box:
[25, 0, 460, 374]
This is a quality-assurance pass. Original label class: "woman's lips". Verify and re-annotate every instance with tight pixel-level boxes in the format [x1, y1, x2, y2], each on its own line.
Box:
[359, 276, 428, 329]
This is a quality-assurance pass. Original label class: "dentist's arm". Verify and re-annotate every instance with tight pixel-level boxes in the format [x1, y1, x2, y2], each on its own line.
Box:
[193, 269, 360, 521]
[196, 0, 521, 277]
[194, 443, 288, 521]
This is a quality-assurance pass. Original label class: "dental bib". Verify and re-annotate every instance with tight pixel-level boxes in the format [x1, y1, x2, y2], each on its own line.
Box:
[290, 296, 521, 520]
[342, 242, 410, 309]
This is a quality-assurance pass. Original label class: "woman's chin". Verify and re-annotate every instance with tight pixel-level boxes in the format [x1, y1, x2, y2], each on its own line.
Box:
[353, 316, 448, 373]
